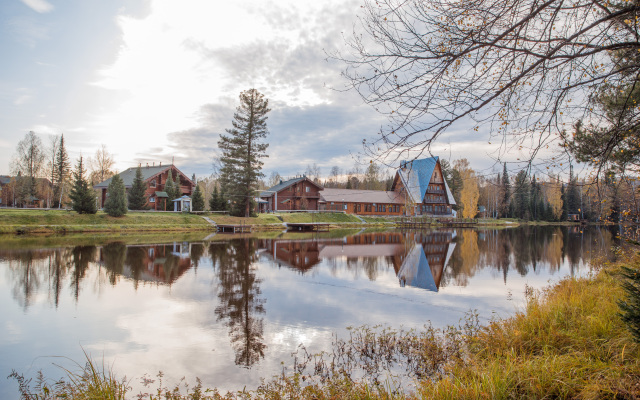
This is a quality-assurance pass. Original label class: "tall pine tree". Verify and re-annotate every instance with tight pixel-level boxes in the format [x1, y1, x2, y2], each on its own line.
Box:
[54, 134, 70, 208]
[128, 166, 148, 210]
[104, 174, 127, 217]
[218, 89, 270, 217]
[501, 162, 511, 218]
[69, 157, 97, 214]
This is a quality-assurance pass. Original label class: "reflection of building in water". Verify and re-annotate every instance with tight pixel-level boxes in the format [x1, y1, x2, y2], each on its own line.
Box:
[260, 231, 456, 291]
[396, 231, 456, 291]
[100, 242, 194, 284]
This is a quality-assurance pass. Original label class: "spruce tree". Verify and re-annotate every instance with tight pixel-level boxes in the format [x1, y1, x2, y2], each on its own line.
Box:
[219, 187, 228, 212]
[218, 89, 270, 217]
[192, 184, 205, 211]
[104, 174, 127, 217]
[69, 157, 97, 214]
[54, 134, 70, 208]
[164, 169, 176, 210]
[619, 265, 640, 343]
[175, 173, 182, 199]
[501, 162, 511, 218]
[128, 166, 148, 210]
[209, 186, 220, 211]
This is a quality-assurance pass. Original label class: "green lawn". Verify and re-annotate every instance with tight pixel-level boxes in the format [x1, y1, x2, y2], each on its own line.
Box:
[0, 209, 214, 234]
[278, 212, 362, 224]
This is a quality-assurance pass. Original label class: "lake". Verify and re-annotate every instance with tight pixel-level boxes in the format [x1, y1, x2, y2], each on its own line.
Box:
[0, 225, 618, 398]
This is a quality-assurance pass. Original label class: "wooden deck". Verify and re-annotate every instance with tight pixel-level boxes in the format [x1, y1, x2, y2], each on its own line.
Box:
[286, 222, 331, 232]
[216, 224, 252, 233]
[437, 219, 477, 227]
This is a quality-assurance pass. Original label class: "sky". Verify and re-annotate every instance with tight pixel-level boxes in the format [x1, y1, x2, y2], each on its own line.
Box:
[0, 0, 531, 182]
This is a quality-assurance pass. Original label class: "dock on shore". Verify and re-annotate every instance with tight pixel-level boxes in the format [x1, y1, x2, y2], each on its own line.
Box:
[286, 222, 330, 232]
[217, 224, 252, 233]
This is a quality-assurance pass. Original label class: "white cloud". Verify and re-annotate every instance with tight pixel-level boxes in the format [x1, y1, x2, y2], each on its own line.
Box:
[20, 0, 54, 13]
[85, 0, 366, 173]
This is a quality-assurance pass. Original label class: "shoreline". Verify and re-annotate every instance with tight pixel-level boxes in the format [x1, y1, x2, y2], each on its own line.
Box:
[0, 209, 600, 236]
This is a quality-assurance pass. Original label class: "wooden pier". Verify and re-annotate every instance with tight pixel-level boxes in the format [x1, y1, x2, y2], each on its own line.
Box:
[395, 217, 435, 229]
[216, 224, 252, 233]
[437, 218, 477, 227]
[286, 222, 330, 232]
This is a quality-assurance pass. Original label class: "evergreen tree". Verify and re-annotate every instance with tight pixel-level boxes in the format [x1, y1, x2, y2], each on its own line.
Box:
[218, 187, 228, 212]
[164, 169, 176, 209]
[54, 134, 70, 208]
[192, 184, 205, 211]
[209, 186, 219, 211]
[69, 157, 97, 214]
[619, 265, 640, 343]
[175, 173, 182, 199]
[513, 170, 531, 220]
[128, 166, 148, 210]
[501, 162, 511, 217]
[565, 165, 580, 216]
[218, 89, 270, 217]
[104, 174, 127, 217]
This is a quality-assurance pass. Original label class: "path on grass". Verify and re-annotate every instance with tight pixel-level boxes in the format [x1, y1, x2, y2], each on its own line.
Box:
[201, 216, 217, 227]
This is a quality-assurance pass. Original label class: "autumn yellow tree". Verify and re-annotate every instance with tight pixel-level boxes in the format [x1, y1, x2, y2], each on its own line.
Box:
[544, 175, 563, 220]
[454, 159, 479, 219]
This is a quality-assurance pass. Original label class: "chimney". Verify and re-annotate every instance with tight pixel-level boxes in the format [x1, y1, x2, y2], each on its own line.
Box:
[153, 162, 155, 167]
[146, 163, 149, 168]
[160, 162, 162, 167]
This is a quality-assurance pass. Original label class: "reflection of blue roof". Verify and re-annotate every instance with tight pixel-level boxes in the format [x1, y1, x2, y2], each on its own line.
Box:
[397, 245, 437, 292]
[396, 157, 456, 205]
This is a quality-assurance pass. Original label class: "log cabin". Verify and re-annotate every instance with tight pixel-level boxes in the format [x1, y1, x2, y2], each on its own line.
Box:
[259, 176, 323, 212]
[94, 163, 194, 210]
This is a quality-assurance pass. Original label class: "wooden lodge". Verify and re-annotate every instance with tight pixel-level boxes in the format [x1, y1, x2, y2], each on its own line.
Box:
[94, 163, 194, 211]
[258, 176, 323, 212]
[259, 156, 456, 217]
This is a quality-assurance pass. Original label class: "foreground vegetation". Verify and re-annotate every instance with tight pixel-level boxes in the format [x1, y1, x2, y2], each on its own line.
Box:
[10, 244, 640, 399]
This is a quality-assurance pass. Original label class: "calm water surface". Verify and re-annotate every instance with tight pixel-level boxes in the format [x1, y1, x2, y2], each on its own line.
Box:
[0, 226, 617, 398]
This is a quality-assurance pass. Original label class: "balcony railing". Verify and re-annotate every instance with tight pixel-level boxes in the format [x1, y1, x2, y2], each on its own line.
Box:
[424, 198, 447, 204]
[426, 188, 444, 194]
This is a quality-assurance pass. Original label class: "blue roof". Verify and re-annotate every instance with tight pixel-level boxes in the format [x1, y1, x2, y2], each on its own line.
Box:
[396, 156, 456, 205]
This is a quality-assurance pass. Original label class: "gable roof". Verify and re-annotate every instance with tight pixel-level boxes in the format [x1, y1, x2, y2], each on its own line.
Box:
[94, 165, 193, 189]
[394, 157, 456, 206]
[0, 175, 12, 185]
[260, 176, 323, 197]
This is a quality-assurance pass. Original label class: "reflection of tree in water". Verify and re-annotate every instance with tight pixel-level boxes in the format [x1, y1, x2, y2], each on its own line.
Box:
[102, 242, 126, 285]
[124, 246, 147, 289]
[213, 239, 266, 368]
[71, 246, 97, 301]
[7, 250, 47, 310]
[190, 243, 205, 268]
[442, 226, 609, 288]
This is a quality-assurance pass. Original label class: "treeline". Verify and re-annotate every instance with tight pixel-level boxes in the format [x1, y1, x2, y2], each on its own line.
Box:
[443, 160, 640, 222]
[5, 131, 117, 209]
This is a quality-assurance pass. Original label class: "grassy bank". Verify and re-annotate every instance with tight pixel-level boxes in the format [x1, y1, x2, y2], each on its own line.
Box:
[0, 209, 215, 234]
[11, 246, 640, 399]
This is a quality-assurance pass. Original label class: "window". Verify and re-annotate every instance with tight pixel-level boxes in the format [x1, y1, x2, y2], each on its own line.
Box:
[306, 186, 310, 193]
[149, 197, 155, 203]
[344, 204, 347, 210]
[150, 179, 156, 188]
